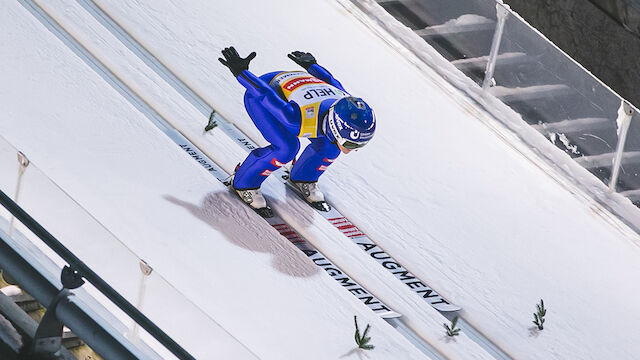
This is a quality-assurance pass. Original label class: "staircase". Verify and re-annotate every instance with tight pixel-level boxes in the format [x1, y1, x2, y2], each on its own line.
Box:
[0, 271, 100, 359]
[373, 0, 640, 207]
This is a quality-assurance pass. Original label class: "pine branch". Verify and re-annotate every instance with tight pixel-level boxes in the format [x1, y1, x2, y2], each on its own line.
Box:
[444, 316, 461, 337]
[532, 299, 547, 330]
[354, 316, 375, 350]
[204, 111, 218, 132]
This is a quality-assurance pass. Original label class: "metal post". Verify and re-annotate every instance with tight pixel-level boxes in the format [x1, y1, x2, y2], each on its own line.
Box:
[610, 101, 635, 191]
[9, 152, 30, 237]
[28, 266, 84, 358]
[482, 3, 510, 90]
[130, 260, 153, 342]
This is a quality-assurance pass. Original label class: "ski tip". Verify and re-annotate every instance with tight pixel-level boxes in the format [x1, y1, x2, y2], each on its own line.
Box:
[311, 201, 331, 212]
[433, 303, 462, 312]
[255, 207, 274, 218]
[379, 310, 403, 319]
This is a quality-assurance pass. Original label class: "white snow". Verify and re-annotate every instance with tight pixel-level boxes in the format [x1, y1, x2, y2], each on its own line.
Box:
[85, 0, 640, 359]
[0, 286, 22, 297]
[2, 0, 640, 359]
[416, 15, 495, 36]
[0, 2, 432, 359]
[70, 0, 494, 357]
[441, 14, 493, 27]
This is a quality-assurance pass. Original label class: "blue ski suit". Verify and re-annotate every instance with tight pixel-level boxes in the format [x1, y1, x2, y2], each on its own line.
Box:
[232, 64, 348, 189]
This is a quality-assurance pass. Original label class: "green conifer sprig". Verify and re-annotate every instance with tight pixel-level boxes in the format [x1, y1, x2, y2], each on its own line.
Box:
[354, 316, 375, 350]
[204, 111, 218, 132]
[444, 316, 461, 337]
[533, 299, 546, 330]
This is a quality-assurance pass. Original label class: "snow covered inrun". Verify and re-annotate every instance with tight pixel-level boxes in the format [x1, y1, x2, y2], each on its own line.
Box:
[2, 0, 640, 359]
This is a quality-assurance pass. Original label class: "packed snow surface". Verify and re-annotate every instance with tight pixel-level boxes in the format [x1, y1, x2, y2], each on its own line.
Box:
[0, 1, 432, 359]
[90, 0, 640, 359]
[2, 0, 640, 359]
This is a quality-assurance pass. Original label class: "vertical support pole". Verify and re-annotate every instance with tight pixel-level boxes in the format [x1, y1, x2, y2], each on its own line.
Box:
[9, 152, 30, 237]
[482, 3, 510, 90]
[610, 101, 634, 191]
[129, 260, 153, 342]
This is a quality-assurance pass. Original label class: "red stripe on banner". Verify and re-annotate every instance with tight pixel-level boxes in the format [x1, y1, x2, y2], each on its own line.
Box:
[338, 224, 356, 230]
[279, 230, 296, 237]
[342, 228, 360, 234]
[287, 234, 303, 242]
[348, 233, 366, 238]
[282, 76, 323, 92]
[328, 217, 344, 221]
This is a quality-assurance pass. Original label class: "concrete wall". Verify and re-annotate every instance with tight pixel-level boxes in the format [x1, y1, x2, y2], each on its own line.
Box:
[504, 0, 640, 107]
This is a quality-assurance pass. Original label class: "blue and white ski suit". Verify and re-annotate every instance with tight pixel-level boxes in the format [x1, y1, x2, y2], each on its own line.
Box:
[232, 64, 349, 189]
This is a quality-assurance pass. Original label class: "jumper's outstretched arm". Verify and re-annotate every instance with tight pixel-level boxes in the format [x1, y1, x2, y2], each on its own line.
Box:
[220, 47, 297, 127]
[288, 51, 347, 93]
[236, 70, 298, 129]
[307, 64, 347, 93]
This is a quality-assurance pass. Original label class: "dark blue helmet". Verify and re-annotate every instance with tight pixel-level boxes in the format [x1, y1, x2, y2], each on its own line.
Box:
[326, 97, 376, 149]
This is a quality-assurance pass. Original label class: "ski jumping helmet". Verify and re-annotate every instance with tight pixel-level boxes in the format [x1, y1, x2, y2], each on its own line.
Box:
[326, 96, 376, 149]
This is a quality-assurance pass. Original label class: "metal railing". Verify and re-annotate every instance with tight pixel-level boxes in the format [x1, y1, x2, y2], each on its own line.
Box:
[0, 227, 138, 359]
[481, 1, 638, 193]
[0, 188, 195, 359]
[0, 130, 257, 359]
[364, 0, 640, 206]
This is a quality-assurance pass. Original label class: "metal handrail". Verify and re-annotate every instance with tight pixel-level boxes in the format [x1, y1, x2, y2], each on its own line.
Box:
[492, 0, 640, 115]
[0, 234, 137, 359]
[0, 189, 195, 360]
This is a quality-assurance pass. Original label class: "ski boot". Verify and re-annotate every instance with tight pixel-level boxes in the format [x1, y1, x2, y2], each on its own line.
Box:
[232, 186, 273, 218]
[228, 164, 274, 218]
[289, 180, 331, 212]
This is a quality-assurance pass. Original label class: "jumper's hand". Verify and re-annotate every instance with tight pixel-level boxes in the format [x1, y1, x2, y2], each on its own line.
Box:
[219, 46, 256, 77]
[287, 51, 317, 70]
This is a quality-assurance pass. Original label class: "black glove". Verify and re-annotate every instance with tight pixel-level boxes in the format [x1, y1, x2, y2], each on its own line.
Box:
[219, 46, 256, 77]
[288, 51, 317, 70]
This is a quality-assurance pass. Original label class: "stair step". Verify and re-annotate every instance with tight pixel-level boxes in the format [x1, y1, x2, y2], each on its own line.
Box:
[574, 151, 640, 168]
[489, 84, 573, 102]
[5, 290, 82, 350]
[416, 15, 495, 37]
[10, 294, 42, 313]
[451, 52, 532, 71]
[0, 313, 22, 355]
[1, 286, 89, 357]
[532, 117, 612, 134]
[620, 189, 640, 202]
[62, 330, 83, 349]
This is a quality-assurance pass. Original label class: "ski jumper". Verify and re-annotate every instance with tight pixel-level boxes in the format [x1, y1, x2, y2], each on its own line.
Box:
[233, 64, 349, 189]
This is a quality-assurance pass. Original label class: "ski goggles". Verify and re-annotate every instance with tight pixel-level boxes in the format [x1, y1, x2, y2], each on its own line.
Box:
[341, 139, 369, 149]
